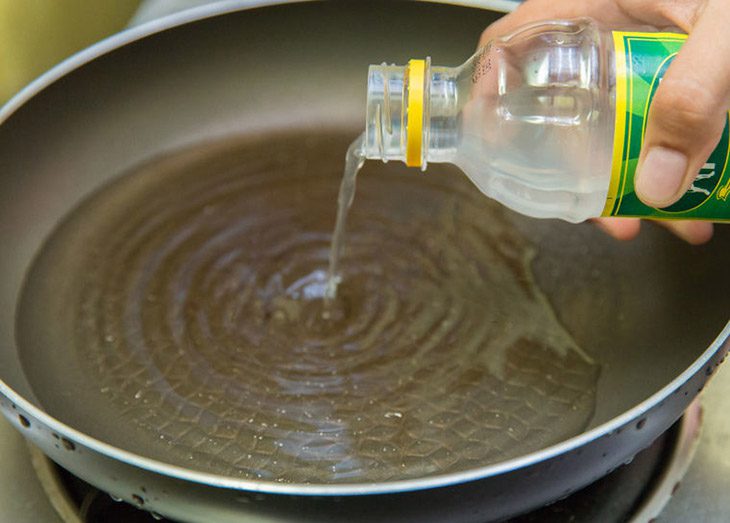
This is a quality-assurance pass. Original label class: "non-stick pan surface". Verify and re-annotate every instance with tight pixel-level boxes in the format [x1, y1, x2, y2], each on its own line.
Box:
[1, 2, 729, 522]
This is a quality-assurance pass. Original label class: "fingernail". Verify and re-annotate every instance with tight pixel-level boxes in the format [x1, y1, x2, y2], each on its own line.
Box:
[635, 146, 688, 206]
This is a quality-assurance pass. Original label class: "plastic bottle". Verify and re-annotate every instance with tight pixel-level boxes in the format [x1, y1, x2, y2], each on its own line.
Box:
[363, 18, 730, 222]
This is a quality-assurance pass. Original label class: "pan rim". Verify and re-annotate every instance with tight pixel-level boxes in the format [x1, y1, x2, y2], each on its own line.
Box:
[4, 321, 727, 495]
[1, 0, 725, 497]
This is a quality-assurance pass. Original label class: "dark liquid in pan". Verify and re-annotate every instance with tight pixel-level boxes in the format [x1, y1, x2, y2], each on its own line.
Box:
[17, 131, 599, 483]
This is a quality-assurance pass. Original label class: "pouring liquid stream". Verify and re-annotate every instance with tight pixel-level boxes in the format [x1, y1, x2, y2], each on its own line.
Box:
[324, 133, 366, 302]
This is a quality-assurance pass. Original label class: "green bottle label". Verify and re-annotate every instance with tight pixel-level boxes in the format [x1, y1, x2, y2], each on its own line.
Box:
[603, 31, 730, 220]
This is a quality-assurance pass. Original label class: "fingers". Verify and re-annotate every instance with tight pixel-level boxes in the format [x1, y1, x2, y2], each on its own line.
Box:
[592, 217, 713, 244]
[617, 0, 704, 32]
[634, 0, 730, 208]
[592, 217, 641, 240]
[654, 220, 714, 244]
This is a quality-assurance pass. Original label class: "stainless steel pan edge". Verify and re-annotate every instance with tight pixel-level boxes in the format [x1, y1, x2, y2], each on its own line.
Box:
[0, 1, 728, 521]
[2, 343, 728, 522]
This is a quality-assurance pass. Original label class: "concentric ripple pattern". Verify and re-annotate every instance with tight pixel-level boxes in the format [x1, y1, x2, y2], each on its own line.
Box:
[17, 131, 600, 483]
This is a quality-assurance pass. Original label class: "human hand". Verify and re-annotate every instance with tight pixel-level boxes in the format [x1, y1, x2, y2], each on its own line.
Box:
[480, 0, 730, 244]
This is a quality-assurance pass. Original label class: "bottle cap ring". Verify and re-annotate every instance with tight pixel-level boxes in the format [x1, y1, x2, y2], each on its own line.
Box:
[406, 59, 425, 167]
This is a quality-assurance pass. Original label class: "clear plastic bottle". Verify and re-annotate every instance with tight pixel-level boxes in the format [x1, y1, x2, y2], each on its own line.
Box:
[363, 18, 730, 222]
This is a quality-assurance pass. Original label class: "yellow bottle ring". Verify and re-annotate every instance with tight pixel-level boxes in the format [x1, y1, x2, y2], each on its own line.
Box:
[405, 59, 425, 168]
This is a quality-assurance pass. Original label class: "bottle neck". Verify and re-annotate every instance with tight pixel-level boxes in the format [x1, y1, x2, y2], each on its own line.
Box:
[365, 58, 461, 169]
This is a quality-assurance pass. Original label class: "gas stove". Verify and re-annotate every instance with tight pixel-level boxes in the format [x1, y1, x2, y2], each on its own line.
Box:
[1, 2, 729, 522]
[2, 362, 729, 522]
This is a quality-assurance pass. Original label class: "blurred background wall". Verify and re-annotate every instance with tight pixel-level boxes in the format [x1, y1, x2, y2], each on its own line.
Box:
[0, 0, 506, 105]
[0, 0, 141, 103]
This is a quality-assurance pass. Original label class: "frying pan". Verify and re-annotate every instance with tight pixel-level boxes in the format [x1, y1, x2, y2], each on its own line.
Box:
[1, 1, 729, 522]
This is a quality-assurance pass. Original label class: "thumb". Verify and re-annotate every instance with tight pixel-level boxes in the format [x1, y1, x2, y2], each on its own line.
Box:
[635, 3, 730, 208]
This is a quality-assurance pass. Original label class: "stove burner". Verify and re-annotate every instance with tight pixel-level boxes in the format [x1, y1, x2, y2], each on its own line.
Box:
[28, 399, 701, 523]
